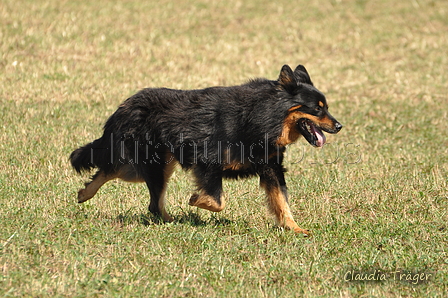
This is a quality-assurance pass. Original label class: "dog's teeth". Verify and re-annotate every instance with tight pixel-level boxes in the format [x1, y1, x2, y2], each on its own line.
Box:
[305, 123, 311, 133]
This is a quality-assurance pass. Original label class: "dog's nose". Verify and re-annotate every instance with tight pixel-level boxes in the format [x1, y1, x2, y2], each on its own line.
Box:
[335, 122, 343, 132]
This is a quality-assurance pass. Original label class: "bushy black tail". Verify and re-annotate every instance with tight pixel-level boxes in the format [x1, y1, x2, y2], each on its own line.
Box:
[70, 143, 94, 173]
[70, 138, 105, 174]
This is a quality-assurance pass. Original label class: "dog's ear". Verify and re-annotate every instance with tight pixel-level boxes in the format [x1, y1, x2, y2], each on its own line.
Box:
[278, 65, 298, 93]
[293, 64, 313, 86]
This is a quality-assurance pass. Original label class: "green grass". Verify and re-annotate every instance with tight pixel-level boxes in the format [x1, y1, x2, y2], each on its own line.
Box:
[1, 0, 447, 297]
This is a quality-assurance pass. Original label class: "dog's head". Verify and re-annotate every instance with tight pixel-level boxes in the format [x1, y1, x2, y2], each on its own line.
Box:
[277, 64, 342, 147]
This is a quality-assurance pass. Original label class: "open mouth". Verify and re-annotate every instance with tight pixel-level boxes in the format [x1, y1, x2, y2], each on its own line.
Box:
[297, 119, 326, 147]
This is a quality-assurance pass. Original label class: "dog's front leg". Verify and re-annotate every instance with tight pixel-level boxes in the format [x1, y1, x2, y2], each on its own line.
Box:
[258, 165, 310, 236]
[189, 164, 225, 212]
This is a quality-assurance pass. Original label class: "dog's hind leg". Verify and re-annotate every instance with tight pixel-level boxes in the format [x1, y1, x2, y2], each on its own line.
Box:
[142, 155, 176, 222]
[258, 165, 310, 236]
[189, 165, 225, 212]
[78, 170, 117, 203]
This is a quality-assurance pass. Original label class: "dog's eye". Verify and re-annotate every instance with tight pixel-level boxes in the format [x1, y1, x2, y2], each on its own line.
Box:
[315, 106, 322, 112]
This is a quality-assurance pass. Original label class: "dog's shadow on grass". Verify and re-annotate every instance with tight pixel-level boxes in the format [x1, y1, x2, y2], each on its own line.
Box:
[116, 211, 233, 228]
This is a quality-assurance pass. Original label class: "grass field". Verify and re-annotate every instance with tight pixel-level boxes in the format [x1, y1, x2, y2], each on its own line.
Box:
[1, 0, 447, 297]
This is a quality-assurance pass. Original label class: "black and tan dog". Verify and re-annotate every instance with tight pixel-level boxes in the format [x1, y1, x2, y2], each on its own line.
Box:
[70, 64, 342, 235]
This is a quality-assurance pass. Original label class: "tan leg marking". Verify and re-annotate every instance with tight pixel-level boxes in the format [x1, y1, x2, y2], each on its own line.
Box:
[260, 181, 310, 236]
[158, 158, 177, 222]
[78, 171, 117, 203]
[189, 192, 225, 212]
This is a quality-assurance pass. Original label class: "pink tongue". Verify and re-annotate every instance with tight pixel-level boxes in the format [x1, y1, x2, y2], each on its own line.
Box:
[311, 125, 326, 147]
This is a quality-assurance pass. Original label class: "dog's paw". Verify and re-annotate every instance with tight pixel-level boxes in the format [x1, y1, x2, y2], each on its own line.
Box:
[77, 189, 90, 203]
[189, 193, 225, 212]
